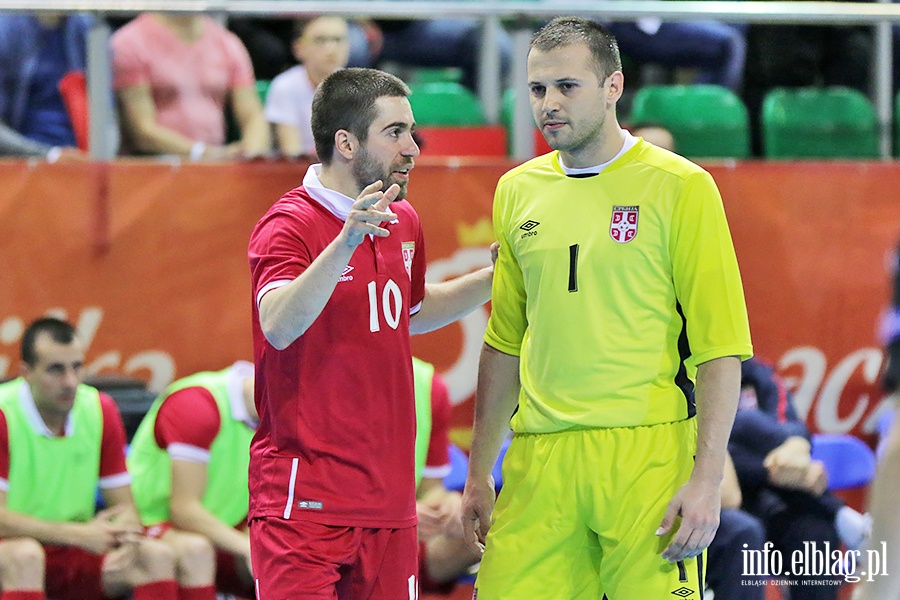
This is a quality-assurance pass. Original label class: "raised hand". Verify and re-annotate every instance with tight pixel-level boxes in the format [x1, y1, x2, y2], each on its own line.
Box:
[339, 181, 399, 248]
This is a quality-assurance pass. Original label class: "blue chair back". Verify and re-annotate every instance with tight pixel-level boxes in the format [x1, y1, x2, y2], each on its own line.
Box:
[443, 444, 469, 492]
[491, 437, 511, 492]
[810, 433, 877, 490]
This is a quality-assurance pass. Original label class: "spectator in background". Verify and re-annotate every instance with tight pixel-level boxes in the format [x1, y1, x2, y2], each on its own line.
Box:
[347, 19, 513, 92]
[730, 358, 871, 600]
[853, 239, 900, 600]
[128, 361, 256, 600]
[112, 12, 270, 160]
[0, 12, 96, 160]
[629, 123, 676, 152]
[266, 16, 351, 159]
[0, 317, 213, 600]
[606, 19, 746, 91]
[413, 358, 481, 592]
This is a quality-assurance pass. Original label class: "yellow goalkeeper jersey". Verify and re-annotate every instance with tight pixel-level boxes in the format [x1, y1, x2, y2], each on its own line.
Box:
[485, 139, 753, 432]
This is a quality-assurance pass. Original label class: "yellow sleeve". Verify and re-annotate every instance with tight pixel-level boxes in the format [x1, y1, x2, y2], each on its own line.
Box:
[484, 179, 527, 356]
[670, 170, 753, 367]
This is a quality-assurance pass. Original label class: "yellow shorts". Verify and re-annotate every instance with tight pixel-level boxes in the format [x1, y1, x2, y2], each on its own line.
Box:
[474, 418, 704, 599]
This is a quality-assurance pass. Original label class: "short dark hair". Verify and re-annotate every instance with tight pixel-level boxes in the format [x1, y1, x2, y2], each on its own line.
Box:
[21, 317, 77, 366]
[531, 17, 622, 80]
[292, 14, 340, 42]
[311, 68, 411, 164]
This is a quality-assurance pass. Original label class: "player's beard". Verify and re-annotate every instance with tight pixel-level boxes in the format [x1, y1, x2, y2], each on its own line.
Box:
[352, 145, 409, 201]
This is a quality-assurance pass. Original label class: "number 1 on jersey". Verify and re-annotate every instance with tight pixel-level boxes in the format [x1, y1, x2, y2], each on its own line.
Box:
[368, 279, 402, 332]
[568, 244, 579, 293]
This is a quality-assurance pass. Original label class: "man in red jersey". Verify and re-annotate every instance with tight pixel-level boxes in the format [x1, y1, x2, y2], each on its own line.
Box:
[247, 67, 494, 599]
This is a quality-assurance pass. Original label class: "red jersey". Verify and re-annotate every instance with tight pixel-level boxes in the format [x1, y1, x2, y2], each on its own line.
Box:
[248, 167, 427, 528]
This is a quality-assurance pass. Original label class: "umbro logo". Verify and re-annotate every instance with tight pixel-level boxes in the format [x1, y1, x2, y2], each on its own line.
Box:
[519, 220, 540, 239]
[671, 587, 694, 597]
[338, 265, 354, 282]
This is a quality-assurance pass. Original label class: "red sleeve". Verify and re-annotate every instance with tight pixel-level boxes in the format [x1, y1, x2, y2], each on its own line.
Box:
[99, 393, 129, 479]
[154, 387, 221, 451]
[249, 200, 314, 306]
[0, 410, 9, 482]
[424, 374, 451, 470]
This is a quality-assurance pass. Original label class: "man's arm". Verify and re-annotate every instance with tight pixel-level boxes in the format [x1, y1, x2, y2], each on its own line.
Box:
[461, 344, 520, 551]
[116, 85, 209, 156]
[0, 121, 53, 157]
[0, 489, 136, 554]
[169, 460, 251, 566]
[409, 242, 497, 335]
[230, 85, 270, 158]
[658, 355, 741, 562]
[259, 182, 399, 350]
[409, 268, 493, 335]
[274, 123, 302, 158]
[720, 451, 742, 510]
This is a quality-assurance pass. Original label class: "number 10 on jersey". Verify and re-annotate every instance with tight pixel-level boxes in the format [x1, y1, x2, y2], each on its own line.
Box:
[367, 279, 403, 332]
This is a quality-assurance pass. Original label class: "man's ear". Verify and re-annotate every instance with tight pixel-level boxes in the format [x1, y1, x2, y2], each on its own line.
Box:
[334, 129, 357, 161]
[607, 71, 625, 105]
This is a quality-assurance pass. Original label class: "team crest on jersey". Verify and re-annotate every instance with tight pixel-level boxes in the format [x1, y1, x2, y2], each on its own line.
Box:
[610, 205, 639, 243]
[402, 241, 415, 278]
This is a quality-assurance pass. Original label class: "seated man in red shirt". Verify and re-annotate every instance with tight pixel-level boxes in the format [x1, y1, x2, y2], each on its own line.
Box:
[0, 317, 214, 600]
[128, 361, 257, 599]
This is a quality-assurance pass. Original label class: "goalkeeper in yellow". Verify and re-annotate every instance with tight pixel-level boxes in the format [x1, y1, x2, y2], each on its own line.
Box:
[462, 16, 753, 599]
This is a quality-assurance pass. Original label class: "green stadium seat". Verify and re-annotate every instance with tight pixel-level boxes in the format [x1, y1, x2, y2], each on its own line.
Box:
[629, 84, 750, 159]
[410, 67, 463, 85]
[408, 82, 485, 126]
[762, 86, 878, 159]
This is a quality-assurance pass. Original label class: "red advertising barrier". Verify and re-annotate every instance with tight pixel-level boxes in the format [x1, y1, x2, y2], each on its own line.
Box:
[1, 158, 897, 447]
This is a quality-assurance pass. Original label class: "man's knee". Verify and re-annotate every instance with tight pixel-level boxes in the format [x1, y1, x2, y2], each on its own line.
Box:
[135, 538, 177, 581]
[0, 538, 45, 589]
[165, 531, 216, 585]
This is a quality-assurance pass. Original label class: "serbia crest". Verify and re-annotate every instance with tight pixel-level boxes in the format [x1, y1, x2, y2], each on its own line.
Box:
[610, 205, 639, 243]
[401, 241, 415, 278]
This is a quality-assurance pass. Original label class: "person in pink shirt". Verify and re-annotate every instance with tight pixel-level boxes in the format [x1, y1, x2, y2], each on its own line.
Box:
[112, 13, 270, 160]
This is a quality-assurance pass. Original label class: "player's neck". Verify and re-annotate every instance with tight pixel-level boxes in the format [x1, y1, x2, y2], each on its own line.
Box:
[36, 407, 67, 437]
[560, 122, 626, 170]
[317, 163, 360, 200]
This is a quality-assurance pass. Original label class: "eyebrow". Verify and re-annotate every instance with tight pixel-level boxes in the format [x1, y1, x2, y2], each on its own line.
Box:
[381, 121, 412, 133]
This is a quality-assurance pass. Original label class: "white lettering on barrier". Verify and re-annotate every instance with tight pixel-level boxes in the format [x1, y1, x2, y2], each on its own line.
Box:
[778, 346, 885, 434]
[0, 307, 176, 393]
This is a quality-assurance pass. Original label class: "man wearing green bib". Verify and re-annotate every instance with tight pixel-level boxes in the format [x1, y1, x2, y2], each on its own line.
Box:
[128, 361, 257, 599]
[0, 317, 205, 600]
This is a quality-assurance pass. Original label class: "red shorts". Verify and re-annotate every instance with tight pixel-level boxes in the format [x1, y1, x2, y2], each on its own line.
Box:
[44, 545, 109, 600]
[249, 517, 418, 600]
